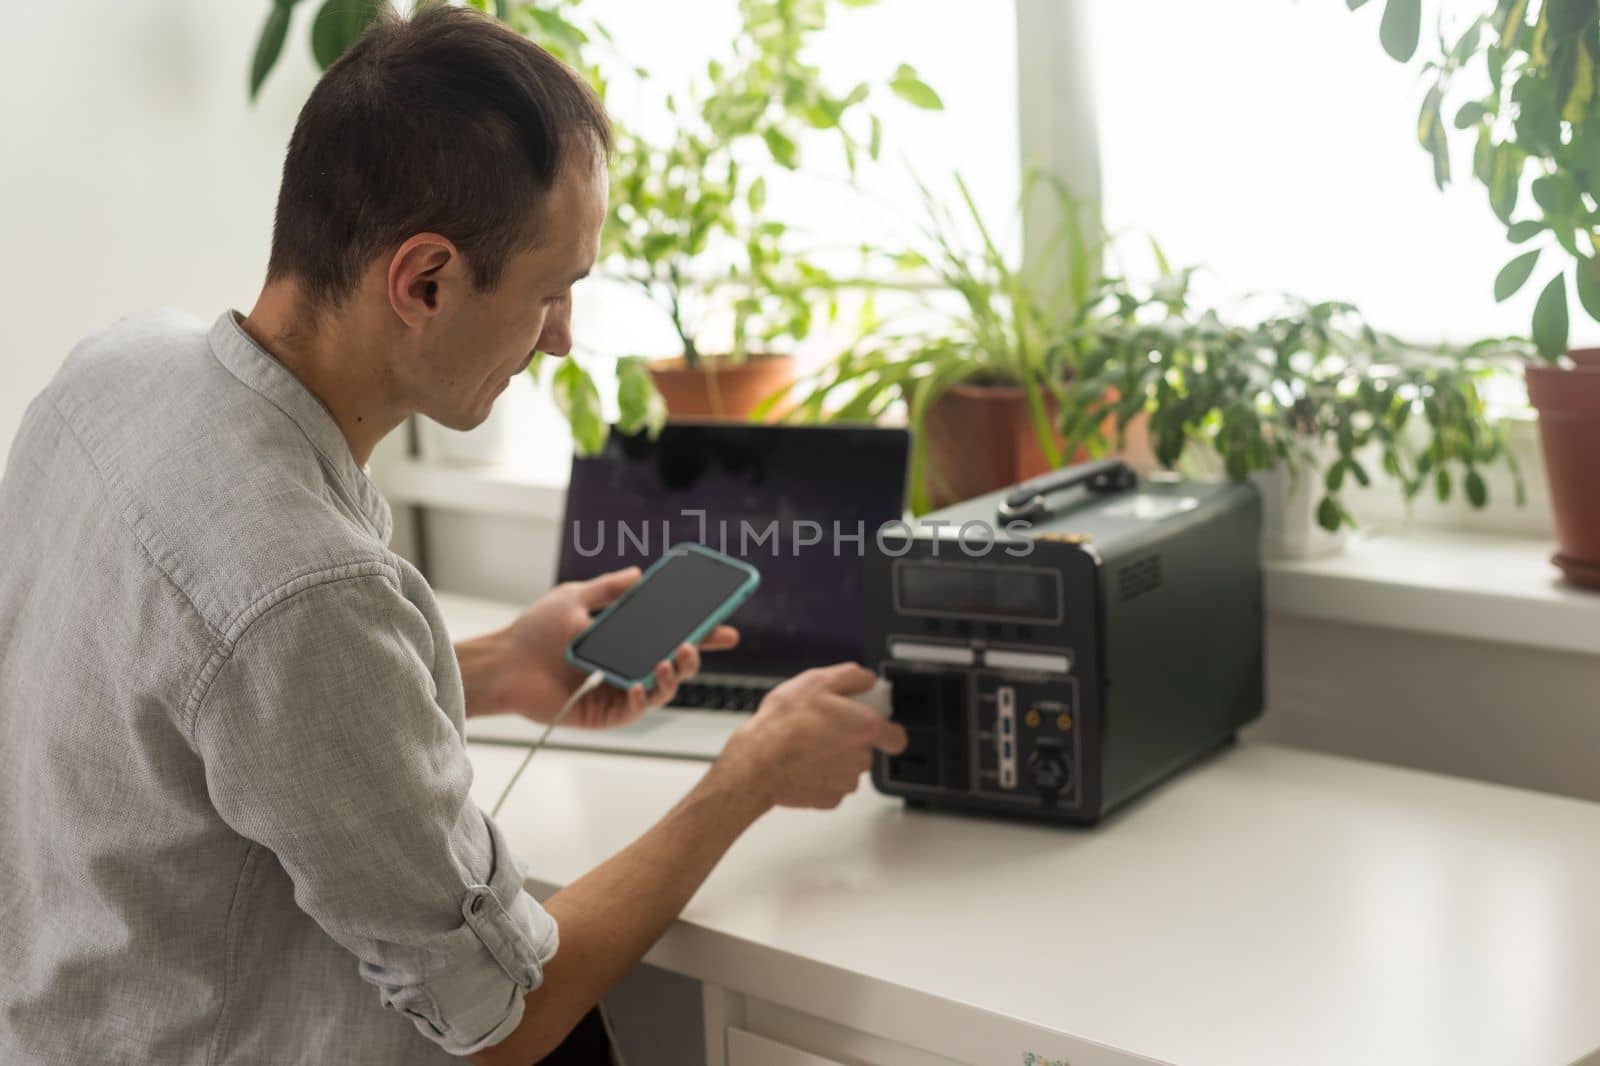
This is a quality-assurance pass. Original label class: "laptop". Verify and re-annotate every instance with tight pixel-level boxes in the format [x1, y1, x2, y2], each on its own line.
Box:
[464, 421, 911, 759]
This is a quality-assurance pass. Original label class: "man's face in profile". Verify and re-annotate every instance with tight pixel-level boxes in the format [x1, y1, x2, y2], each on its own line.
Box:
[410, 151, 607, 431]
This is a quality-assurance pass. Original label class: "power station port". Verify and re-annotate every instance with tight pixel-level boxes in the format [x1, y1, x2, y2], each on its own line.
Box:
[1027, 738, 1072, 795]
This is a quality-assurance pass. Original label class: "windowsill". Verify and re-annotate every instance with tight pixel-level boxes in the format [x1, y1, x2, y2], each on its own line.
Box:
[376, 457, 1599, 658]
[373, 457, 567, 520]
[1265, 527, 1600, 657]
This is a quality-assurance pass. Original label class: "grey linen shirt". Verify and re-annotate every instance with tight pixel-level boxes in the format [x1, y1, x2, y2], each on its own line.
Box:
[0, 310, 558, 1064]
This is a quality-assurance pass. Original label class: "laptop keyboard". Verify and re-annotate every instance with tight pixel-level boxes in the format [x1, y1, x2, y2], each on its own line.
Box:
[672, 682, 771, 713]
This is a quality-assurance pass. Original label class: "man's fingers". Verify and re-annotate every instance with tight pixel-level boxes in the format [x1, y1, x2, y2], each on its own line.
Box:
[816, 692, 906, 755]
[650, 660, 678, 705]
[698, 625, 739, 651]
[875, 720, 908, 755]
[805, 661, 878, 695]
[574, 567, 641, 610]
[673, 643, 701, 680]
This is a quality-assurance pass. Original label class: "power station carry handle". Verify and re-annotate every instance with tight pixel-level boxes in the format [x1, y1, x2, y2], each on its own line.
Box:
[996, 459, 1138, 524]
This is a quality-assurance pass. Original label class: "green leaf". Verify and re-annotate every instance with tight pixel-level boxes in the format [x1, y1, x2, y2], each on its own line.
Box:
[520, 7, 589, 56]
[1380, 0, 1421, 61]
[1547, 0, 1596, 36]
[747, 176, 767, 213]
[1465, 468, 1488, 507]
[1325, 459, 1348, 493]
[889, 64, 943, 110]
[1451, 18, 1484, 64]
[1494, 249, 1540, 301]
[1489, 144, 1522, 222]
[250, 2, 293, 100]
[551, 359, 608, 456]
[615, 358, 667, 439]
[1513, 75, 1560, 153]
[1532, 173, 1580, 216]
[1532, 273, 1570, 359]
[1419, 88, 1451, 187]
[1473, 127, 1495, 184]
[1316, 495, 1344, 532]
[762, 128, 798, 169]
[1435, 467, 1452, 502]
[1507, 220, 1544, 242]
[1347, 0, 1373, 8]
[1499, 0, 1529, 49]
[1576, 257, 1600, 323]
[311, 0, 378, 70]
[1453, 101, 1488, 128]
[1562, 29, 1595, 121]
[1578, 130, 1600, 200]
[868, 114, 882, 160]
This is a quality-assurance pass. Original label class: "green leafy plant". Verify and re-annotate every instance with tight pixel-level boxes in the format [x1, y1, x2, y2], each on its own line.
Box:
[1059, 276, 1529, 531]
[602, 0, 942, 372]
[773, 172, 1112, 512]
[780, 167, 1525, 527]
[1349, 0, 1600, 359]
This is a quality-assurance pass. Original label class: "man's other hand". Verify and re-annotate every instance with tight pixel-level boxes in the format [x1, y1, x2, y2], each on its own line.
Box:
[720, 663, 909, 810]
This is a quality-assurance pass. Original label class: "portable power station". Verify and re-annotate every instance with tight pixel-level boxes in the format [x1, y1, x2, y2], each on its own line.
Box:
[867, 460, 1263, 825]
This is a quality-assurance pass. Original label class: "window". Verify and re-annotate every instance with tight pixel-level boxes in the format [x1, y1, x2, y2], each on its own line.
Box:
[1085, 0, 1583, 351]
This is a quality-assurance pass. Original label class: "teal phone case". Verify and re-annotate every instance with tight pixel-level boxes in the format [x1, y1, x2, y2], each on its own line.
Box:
[564, 542, 761, 691]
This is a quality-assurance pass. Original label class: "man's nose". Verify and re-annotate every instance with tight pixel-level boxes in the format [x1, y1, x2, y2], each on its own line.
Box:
[537, 307, 573, 357]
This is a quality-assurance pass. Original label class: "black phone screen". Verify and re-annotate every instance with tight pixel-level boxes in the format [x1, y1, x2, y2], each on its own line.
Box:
[569, 550, 754, 683]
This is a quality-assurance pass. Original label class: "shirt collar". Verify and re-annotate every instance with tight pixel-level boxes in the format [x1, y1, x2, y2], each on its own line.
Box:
[207, 311, 393, 544]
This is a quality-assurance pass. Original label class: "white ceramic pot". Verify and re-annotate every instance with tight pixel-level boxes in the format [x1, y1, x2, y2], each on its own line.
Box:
[1251, 461, 1347, 561]
[1177, 442, 1346, 560]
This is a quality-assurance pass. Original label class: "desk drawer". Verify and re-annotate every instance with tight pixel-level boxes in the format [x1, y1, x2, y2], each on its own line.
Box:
[727, 1027, 850, 1066]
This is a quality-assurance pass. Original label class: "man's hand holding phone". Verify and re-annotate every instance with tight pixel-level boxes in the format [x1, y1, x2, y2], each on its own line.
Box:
[458, 566, 739, 731]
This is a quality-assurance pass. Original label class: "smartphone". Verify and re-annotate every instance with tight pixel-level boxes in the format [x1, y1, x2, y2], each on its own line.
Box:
[565, 543, 761, 690]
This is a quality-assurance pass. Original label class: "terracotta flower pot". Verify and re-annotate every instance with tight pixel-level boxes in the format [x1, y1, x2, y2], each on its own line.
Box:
[646, 354, 796, 422]
[1525, 356, 1600, 590]
[920, 383, 1153, 510]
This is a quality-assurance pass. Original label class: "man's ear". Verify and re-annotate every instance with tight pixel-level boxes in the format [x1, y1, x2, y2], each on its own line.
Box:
[387, 233, 462, 328]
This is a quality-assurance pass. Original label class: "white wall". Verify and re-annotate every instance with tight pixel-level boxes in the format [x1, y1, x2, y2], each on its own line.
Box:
[0, 0, 320, 458]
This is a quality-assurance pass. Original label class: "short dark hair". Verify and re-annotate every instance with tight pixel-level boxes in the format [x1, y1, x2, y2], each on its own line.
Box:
[266, 4, 612, 308]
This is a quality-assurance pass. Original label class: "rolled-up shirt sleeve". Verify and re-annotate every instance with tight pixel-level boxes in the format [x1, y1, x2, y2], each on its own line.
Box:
[191, 571, 556, 1055]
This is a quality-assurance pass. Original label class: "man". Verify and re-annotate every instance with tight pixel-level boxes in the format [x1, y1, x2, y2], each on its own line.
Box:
[0, 6, 907, 1064]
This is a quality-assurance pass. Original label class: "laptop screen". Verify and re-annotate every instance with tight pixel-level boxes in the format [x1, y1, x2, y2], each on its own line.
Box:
[557, 423, 909, 679]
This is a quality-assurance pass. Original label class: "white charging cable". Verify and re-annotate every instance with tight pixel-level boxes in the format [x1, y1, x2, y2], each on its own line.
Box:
[490, 669, 605, 819]
[485, 668, 628, 1063]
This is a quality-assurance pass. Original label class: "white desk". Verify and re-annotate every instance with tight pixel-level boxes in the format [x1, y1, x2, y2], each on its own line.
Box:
[443, 591, 1600, 1065]
[468, 738, 1600, 1066]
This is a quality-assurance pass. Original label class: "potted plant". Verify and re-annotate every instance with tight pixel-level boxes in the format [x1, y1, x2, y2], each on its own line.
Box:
[1058, 279, 1527, 558]
[599, 0, 943, 422]
[1351, 0, 1600, 585]
[775, 172, 1141, 512]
